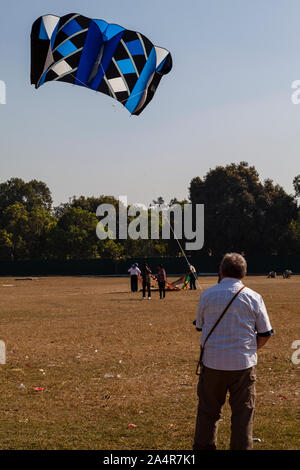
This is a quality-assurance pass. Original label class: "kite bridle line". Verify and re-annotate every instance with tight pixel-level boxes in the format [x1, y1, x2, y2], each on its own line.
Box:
[68, 67, 148, 114]
[159, 206, 202, 291]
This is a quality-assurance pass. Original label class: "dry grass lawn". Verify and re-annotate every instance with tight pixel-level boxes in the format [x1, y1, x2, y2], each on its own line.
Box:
[0, 275, 299, 450]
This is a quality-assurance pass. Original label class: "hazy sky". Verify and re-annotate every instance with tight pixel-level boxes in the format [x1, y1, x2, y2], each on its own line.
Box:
[1, 0, 300, 207]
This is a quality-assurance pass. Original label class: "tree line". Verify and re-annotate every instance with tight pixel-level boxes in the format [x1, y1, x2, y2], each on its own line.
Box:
[0, 162, 299, 261]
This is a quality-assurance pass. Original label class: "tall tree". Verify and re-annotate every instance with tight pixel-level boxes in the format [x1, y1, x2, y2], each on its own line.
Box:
[293, 175, 300, 198]
[54, 195, 120, 218]
[1, 202, 56, 260]
[48, 206, 99, 259]
[0, 178, 52, 216]
[189, 162, 298, 255]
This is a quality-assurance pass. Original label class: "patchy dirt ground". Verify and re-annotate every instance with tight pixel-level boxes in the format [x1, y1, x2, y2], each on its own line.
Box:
[0, 275, 299, 449]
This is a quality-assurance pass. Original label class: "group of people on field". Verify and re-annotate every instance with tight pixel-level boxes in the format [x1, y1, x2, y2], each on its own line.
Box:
[128, 262, 198, 298]
[128, 262, 167, 299]
[267, 269, 293, 278]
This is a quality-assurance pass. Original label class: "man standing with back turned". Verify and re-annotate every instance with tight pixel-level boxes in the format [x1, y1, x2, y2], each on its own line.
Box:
[193, 253, 274, 450]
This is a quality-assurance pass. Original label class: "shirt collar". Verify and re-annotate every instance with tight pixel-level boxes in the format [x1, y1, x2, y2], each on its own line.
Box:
[220, 277, 243, 285]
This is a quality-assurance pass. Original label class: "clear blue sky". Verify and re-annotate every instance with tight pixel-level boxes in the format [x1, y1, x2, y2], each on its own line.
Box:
[1, 0, 300, 207]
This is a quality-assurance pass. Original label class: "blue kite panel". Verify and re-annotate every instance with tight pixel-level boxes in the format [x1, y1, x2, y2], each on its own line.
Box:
[90, 31, 124, 90]
[93, 19, 109, 34]
[75, 21, 104, 86]
[39, 20, 49, 40]
[56, 40, 77, 57]
[126, 39, 144, 56]
[117, 58, 136, 75]
[50, 23, 59, 48]
[125, 47, 156, 113]
[104, 23, 125, 40]
[62, 19, 82, 36]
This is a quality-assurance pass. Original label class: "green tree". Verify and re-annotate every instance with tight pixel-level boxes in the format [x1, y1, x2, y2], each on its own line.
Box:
[0, 229, 13, 260]
[100, 239, 125, 260]
[0, 178, 52, 216]
[189, 162, 298, 255]
[0, 178, 55, 260]
[54, 195, 120, 218]
[293, 175, 300, 198]
[49, 206, 100, 259]
[2, 202, 31, 259]
[1, 202, 56, 260]
[152, 196, 165, 206]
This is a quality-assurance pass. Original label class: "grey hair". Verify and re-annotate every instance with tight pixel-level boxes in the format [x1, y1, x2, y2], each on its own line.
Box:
[220, 253, 247, 279]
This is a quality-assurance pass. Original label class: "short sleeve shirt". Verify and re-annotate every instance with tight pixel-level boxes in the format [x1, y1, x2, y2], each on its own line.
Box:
[196, 278, 274, 370]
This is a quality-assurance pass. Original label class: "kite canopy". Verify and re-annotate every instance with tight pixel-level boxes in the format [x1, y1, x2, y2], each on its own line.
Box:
[30, 13, 173, 115]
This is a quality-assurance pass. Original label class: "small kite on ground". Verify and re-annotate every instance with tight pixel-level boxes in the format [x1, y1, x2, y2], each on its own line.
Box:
[30, 13, 173, 115]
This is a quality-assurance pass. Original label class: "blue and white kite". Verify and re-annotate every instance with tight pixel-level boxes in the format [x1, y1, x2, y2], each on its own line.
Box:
[31, 13, 173, 115]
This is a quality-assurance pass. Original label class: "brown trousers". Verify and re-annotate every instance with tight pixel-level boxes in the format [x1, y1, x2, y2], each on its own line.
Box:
[193, 366, 256, 450]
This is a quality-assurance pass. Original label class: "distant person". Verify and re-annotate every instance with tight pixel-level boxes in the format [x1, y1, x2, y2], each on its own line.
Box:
[157, 264, 166, 299]
[128, 263, 140, 292]
[267, 271, 276, 278]
[141, 262, 152, 299]
[283, 269, 292, 279]
[189, 264, 197, 290]
[193, 252, 274, 450]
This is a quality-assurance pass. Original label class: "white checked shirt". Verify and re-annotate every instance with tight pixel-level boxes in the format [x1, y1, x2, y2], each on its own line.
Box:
[196, 278, 273, 371]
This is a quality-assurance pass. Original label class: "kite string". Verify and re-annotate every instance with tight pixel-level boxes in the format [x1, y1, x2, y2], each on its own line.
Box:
[68, 73, 202, 288]
[161, 209, 202, 291]
[68, 73, 201, 288]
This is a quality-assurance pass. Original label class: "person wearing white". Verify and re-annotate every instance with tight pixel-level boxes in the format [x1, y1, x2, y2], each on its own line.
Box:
[193, 253, 274, 450]
[189, 264, 197, 290]
[128, 263, 141, 292]
[196, 279, 272, 371]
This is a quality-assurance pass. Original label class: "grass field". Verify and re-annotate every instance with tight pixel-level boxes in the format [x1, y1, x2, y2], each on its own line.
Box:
[0, 275, 299, 450]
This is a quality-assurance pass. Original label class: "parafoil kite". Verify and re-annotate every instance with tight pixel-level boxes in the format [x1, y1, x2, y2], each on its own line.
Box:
[30, 13, 173, 115]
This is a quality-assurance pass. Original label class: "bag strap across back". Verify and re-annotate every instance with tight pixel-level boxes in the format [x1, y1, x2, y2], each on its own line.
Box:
[196, 285, 245, 375]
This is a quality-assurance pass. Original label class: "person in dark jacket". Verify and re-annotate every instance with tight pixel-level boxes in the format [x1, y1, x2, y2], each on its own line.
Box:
[157, 264, 167, 299]
[141, 263, 152, 299]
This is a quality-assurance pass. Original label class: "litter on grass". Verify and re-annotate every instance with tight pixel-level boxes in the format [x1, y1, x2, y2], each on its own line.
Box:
[104, 374, 121, 379]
